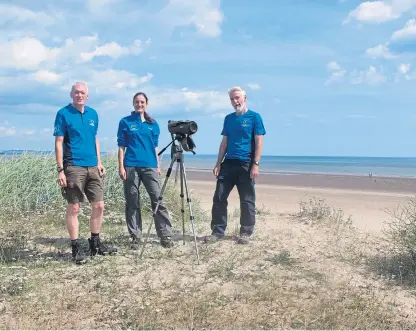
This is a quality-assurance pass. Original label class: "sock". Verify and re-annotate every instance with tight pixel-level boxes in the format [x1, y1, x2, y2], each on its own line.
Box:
[91, 232, 99, 239]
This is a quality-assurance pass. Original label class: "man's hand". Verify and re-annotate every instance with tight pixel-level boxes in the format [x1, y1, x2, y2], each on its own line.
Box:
[213, 163, 221, 177]
[58, 171, 67, 187]
[98, 163, 106, 177]
[119, 167, 126, 181]
[250, 164, 259, 180]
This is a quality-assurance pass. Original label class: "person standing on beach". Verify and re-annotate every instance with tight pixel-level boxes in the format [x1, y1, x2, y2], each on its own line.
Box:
[53, 82, 117, 264]
[117, 92, 174, 249]
[205, 86, 266, 244]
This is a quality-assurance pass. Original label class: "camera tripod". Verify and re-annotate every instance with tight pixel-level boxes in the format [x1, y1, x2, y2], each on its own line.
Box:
[139, 134, 200, 264]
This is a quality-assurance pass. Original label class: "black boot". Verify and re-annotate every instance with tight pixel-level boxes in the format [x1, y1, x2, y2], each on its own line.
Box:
[71, 240, 87, 264]
[160, 236, 174, 248]
[89, 236, 118, 256]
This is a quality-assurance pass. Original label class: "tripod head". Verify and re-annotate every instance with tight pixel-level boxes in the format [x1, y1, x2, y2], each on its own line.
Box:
[170, 133, 196, 155]
[157, 120, 197, 159]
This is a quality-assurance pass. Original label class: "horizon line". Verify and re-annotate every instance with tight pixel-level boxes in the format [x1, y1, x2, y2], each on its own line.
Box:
[2, 149, 416, 158]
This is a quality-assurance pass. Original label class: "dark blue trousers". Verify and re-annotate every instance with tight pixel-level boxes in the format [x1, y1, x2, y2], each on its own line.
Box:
[211, 160, 256, 237]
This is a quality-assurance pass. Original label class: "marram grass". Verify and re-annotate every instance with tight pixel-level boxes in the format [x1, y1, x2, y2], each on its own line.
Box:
[0, 153, 209, 228]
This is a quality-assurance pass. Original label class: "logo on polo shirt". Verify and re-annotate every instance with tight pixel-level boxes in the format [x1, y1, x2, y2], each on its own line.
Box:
[89, 120, 95, 127]
[242, 120, 249, 127]
[130, 124, 137, 131]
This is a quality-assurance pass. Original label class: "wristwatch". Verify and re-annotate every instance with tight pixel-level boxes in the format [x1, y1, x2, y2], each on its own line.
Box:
[57, 166, 64, 173]
[253, 161, 260, 166]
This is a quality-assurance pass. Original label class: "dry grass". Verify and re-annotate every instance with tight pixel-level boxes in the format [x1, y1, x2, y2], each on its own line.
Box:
[2, 204, 415, 329]
[1, 156, 416, 329]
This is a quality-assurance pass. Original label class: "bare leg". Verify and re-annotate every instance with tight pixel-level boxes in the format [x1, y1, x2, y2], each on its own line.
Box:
[66, 203, 80, 240]
[90, 201, 104, 234]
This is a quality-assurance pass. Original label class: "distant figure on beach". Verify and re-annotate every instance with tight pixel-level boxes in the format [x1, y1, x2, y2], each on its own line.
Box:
[117, 92, 174, 250]
[53, 82, 117, 264]
[205, 86, 266, 245]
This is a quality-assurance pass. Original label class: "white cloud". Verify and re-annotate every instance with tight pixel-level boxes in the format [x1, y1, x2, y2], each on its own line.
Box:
[396, 63, 412, 80]
[345, 1, 397, 23]
[40, 128, 52, 134]
[0, 3, 56, 25]
[29, 70, 61, 84]
[325, 69, 346, 85]
[0, 38, 59, 69]
[391, 18, 416, 41]
[350, 65, 386, 85]
[0, 126, 17, 137]
[399, 63, 411, 73]
[325, 62, 346, 85]
[149, 88, 230, 112]
[247, 83, 261, 90]
[20, 129, 36, 136]
[327, 61, 341, 70]
[86, 70, 153, 92]
[365, 43, 395, 58]
[0, 35, 150, 71]
[345, 0, 416, 24]
[159, 0, 224, 37]
[79, 39, 151, 62]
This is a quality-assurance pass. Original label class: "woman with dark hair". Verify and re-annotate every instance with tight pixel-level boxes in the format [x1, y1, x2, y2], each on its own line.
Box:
[117, 92, 174, 249]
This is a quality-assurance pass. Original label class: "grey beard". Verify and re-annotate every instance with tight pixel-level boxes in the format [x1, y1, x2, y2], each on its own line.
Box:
[235, 105, 247, 113]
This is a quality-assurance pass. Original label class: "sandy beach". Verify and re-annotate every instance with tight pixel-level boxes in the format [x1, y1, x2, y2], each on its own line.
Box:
[185, 170, 416, 233]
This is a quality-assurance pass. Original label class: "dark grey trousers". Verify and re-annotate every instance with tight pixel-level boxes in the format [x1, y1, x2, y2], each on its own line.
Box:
[211, 160, 256, 237]
[124, 167, 173, 239]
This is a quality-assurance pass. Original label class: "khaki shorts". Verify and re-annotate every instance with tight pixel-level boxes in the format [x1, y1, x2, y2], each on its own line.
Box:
[62, 166, 104, 204]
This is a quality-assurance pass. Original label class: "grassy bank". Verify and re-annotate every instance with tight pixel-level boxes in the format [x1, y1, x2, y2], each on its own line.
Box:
[1, 154, 416, 329]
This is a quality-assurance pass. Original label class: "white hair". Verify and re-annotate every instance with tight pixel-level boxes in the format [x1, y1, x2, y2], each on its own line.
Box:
[228, 86, 246, 97]
[71, 81, 89, 94]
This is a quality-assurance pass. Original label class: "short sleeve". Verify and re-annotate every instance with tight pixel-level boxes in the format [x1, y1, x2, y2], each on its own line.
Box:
[254, 113, 266, 135]
[220, 116, 229, 136]
[152, 122, 160, 148]
[117, 120, 127, 147]
[53, 111, 66, 137]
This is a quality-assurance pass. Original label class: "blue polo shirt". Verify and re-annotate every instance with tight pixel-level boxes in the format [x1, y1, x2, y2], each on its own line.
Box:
[53, 104, 99, 167]
[221, 109, 266, 162]
[117, 112, 160, 168]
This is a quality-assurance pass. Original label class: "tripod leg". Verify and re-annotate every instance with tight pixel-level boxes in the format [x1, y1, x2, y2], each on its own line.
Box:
[179, 155, 185, 245]
[180, 157, 200, 265]
[174, 159, 180, 185]
[139, 155, 175, 259]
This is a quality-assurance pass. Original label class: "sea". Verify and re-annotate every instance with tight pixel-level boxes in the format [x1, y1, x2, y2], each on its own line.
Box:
[158, 154, 416, 178]
[2, 150, 416, 178]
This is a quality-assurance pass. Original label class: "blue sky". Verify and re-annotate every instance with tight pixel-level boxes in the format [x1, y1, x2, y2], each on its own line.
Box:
[1, 0, 416, 157]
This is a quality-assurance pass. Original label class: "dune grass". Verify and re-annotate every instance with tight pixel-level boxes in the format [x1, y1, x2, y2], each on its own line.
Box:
[1, 154, 416, 329]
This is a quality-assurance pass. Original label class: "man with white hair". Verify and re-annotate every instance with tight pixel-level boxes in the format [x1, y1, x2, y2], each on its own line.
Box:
[205, 86, 266, 244]
[53, 82, 117, 264]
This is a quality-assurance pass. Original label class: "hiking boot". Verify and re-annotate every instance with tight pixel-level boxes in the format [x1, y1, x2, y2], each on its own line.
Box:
[71, 241, 87, 265]
[89, 237, 118, 256]
[160, 236, 174, 248]
[203, 234, 222, 243]
[236, 234, 251, 245]
[130, 237, 140, 250]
